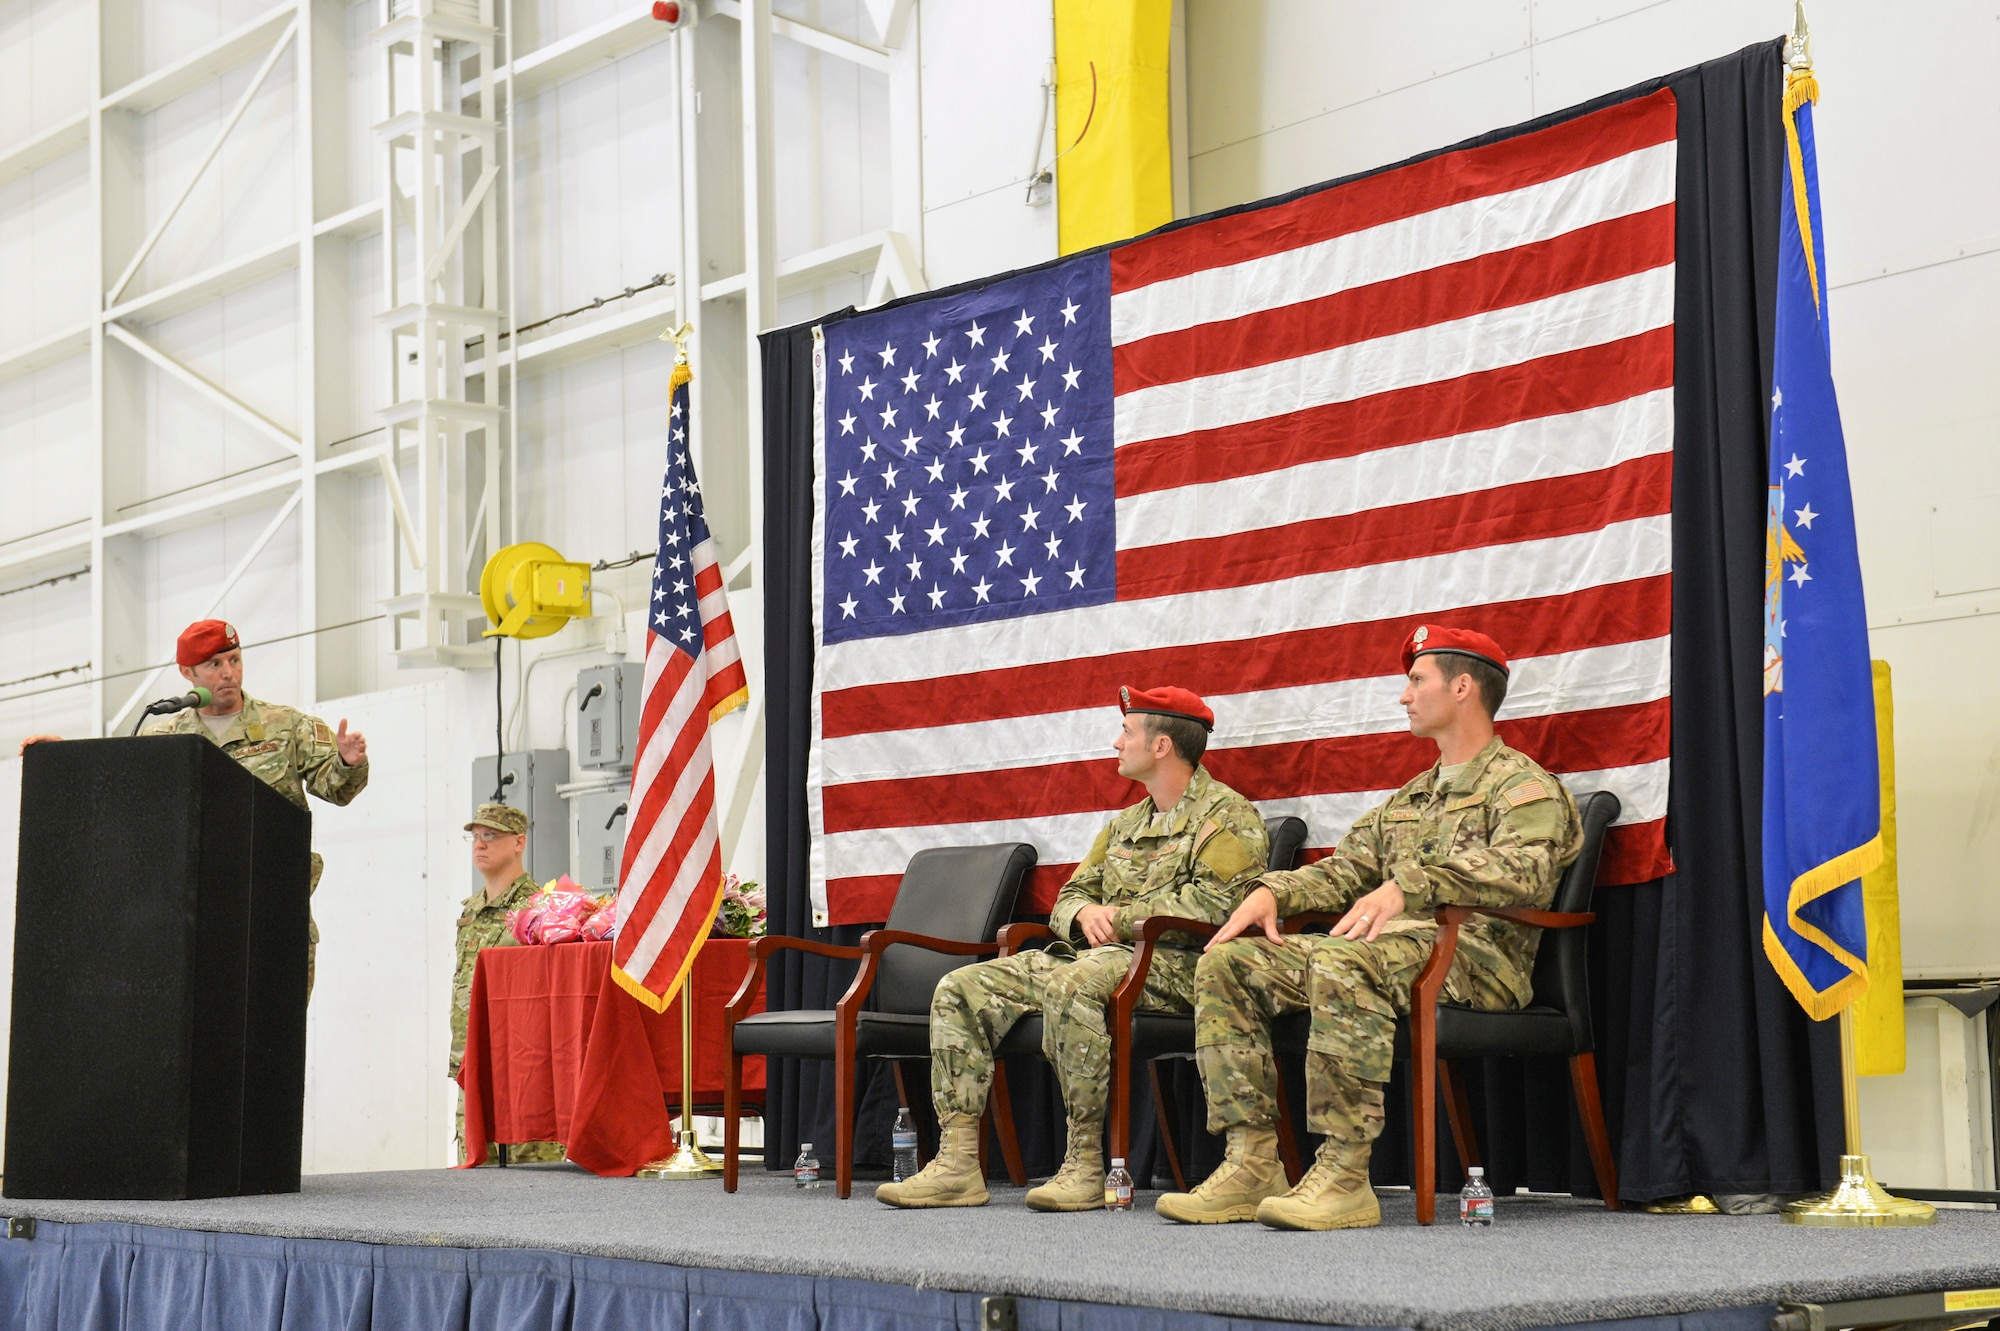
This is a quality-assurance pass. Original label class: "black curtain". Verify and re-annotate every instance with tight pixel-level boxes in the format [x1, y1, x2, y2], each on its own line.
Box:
[758, 36, 1843, 1199]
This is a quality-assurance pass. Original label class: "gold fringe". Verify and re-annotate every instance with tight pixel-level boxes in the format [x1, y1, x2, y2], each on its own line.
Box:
[670, 360, 693, 392]
[1782, 68, 1819, 116]
[1761, 832, 1882, 1020]
[1764, 918, 1870, 1021]
[1782, 69, 1823, 311]
[708, 683, 750, 726]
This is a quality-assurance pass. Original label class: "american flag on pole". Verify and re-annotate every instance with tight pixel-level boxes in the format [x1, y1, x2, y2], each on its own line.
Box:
[612, 352, 750, 1009]
[810, 91, 1679, 927]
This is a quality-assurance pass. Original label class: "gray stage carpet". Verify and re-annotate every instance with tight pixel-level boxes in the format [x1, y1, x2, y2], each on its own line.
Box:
[10, 1166, 2000, 1331]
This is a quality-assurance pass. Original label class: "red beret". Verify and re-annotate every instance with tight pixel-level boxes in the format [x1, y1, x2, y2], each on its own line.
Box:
[177, 619, 241, 668]
[1401, 624, 1509, 676]
[1119, 684, 1214, 732]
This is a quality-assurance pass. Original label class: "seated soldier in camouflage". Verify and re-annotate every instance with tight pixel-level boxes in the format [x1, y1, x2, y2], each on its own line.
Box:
[876, 686, 1270, 1211]
[1158, 626, 1580, 1230]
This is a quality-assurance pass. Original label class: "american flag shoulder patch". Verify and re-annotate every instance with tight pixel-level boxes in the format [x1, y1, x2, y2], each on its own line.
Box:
[1504, 780, 1551, 808]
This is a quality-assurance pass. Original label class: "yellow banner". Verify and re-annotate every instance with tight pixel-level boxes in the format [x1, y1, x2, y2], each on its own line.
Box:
[1054, 0, 1172, 254]
[1853, 659, 1905, 1076]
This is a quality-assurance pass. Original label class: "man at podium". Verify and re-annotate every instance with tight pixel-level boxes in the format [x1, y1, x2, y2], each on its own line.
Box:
[22, 619, 370, 991]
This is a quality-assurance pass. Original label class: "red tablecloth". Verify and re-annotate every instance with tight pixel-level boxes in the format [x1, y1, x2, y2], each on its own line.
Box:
[456, 938, 765, 1176]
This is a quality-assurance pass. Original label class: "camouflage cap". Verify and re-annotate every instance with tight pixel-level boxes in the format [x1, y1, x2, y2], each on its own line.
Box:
[465, 803, 528, 835]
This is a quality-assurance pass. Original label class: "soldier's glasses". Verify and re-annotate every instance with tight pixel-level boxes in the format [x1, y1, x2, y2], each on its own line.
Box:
[464, 830, 512, 844]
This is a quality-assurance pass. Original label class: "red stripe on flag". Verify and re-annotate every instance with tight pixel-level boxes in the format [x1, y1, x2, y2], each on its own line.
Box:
[1116, 452, 1671, 601]
[1295, 815, 1672, 890]
[1114, 327, 1675, 498]
[1110, 90, 1677, 291]
[828, 807, 1675, 926]
[702, 609, 738, 651]
[821, 575, 1669, 738]
[616, 774, 717, 948]
[1208, 700, 1670, 804]
[1115, 205, 1675, 392]
[1597, 819, 1673, 885]
[822, 699, 1667, 834]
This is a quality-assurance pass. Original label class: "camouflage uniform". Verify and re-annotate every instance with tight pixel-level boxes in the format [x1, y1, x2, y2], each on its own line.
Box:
[929, 766, 1269, 1125]
[1195, 737, 1580, 1149]
[140, 692, 369, 993]
[452, 864, 564, 1163]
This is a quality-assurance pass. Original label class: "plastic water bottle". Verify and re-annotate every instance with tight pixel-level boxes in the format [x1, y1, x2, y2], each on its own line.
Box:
[1103, 1157, 1134, 1211]
[891, 1109, 920, 1182]
[1459, 1165, 1494, 1227]
[794, 1142, 822, 1189]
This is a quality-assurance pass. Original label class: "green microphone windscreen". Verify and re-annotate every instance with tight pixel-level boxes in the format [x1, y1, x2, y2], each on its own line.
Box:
[192, 686, 213, 706]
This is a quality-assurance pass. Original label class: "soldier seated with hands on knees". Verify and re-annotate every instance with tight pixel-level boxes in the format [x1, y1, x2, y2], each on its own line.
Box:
[1158, 626, 1581, 1232]
[877, 685, 1270, 1212]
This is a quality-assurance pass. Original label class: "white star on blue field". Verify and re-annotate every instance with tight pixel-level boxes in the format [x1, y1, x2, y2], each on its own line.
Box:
[821, 255, 1116, 644]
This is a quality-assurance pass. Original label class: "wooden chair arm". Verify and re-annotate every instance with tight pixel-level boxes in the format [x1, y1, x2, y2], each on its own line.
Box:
[1111, 916, 1216, 1016]
[725, 934, 864, 1023]
[996, 922, 1056, 957]
[1135, 915, 1218, 945]
[749, 934, 864, 962]
[834, 929, 1009, 1020]
[1410, 902, 1589, 1012]
[858, 929, 1004, 958]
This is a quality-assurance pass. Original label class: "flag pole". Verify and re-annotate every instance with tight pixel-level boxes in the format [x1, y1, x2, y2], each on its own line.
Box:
[1764, 4, 1928, 1226]
[637, 318, 724, 1181]
[1779, 1010, 1933, 1225]
[637, 985, 724, 1178]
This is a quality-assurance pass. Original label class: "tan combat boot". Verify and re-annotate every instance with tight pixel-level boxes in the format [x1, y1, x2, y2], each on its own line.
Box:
[874, 1113, 989, 1208]
[1254, 1139, 1379, 1230]
[1154, 1125, 1287, 1223]
[1024, 1119, 1105, 1211]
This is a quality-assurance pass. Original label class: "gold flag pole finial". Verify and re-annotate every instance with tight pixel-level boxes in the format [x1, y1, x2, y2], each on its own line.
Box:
[1788, 1, 1813, 74]
[662, 321, 694, 364]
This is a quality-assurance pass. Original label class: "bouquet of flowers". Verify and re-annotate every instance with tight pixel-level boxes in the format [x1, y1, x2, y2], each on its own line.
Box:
[508, 876, 615, 945]
[711, 873, 767, 939]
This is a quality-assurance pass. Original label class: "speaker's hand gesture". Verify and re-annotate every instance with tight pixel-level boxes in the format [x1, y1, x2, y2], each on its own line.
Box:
[336, 719, 367, 766]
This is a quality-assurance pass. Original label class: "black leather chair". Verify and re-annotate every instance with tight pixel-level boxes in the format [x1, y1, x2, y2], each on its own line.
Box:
[991, 815, 1309, 1179]
[1263, 787, 1623, 1222]
[721, 842, 1035, 1198]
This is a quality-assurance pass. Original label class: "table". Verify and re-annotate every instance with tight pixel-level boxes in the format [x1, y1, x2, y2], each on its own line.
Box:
[456, 938, 765, 1176]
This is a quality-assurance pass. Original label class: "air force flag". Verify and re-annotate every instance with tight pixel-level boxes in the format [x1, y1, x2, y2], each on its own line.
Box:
[1761, 72, 1882, 1020]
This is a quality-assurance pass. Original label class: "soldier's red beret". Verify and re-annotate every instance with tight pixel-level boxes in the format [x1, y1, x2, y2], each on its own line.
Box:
[1401, 624, 1509, 676]
[177, 619, 241, 668]
[1119, 685, 1215, 732]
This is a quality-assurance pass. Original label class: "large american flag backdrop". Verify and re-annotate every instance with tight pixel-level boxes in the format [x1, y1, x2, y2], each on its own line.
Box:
[809, 90, 1678, 926]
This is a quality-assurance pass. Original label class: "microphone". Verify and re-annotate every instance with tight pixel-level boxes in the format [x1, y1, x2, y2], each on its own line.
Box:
[144, 686, 214, 716]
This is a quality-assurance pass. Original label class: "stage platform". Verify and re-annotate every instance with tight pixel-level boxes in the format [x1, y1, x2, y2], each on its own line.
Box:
[4, 1166, 1999, 1331]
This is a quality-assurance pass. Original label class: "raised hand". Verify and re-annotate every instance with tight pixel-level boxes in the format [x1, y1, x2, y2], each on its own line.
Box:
[336, 718, 368, 766]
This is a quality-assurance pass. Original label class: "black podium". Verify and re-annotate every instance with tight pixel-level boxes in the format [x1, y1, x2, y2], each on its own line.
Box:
[5, 734, 312, 1199]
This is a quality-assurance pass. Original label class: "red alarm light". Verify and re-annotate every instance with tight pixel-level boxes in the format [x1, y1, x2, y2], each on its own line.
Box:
[651, 1, 680, 21]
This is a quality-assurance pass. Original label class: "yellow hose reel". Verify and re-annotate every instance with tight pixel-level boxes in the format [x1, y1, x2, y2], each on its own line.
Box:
[479, 542, 592, 639]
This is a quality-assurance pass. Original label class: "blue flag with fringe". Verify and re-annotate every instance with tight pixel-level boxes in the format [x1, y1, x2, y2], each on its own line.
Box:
[1761, 68, 1882, 1020]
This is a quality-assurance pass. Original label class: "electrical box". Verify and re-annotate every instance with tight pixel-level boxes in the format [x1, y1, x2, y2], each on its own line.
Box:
[470, 748, 570, 885]
[576, 662, 644, 771]
[573, 786, 631, 893]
